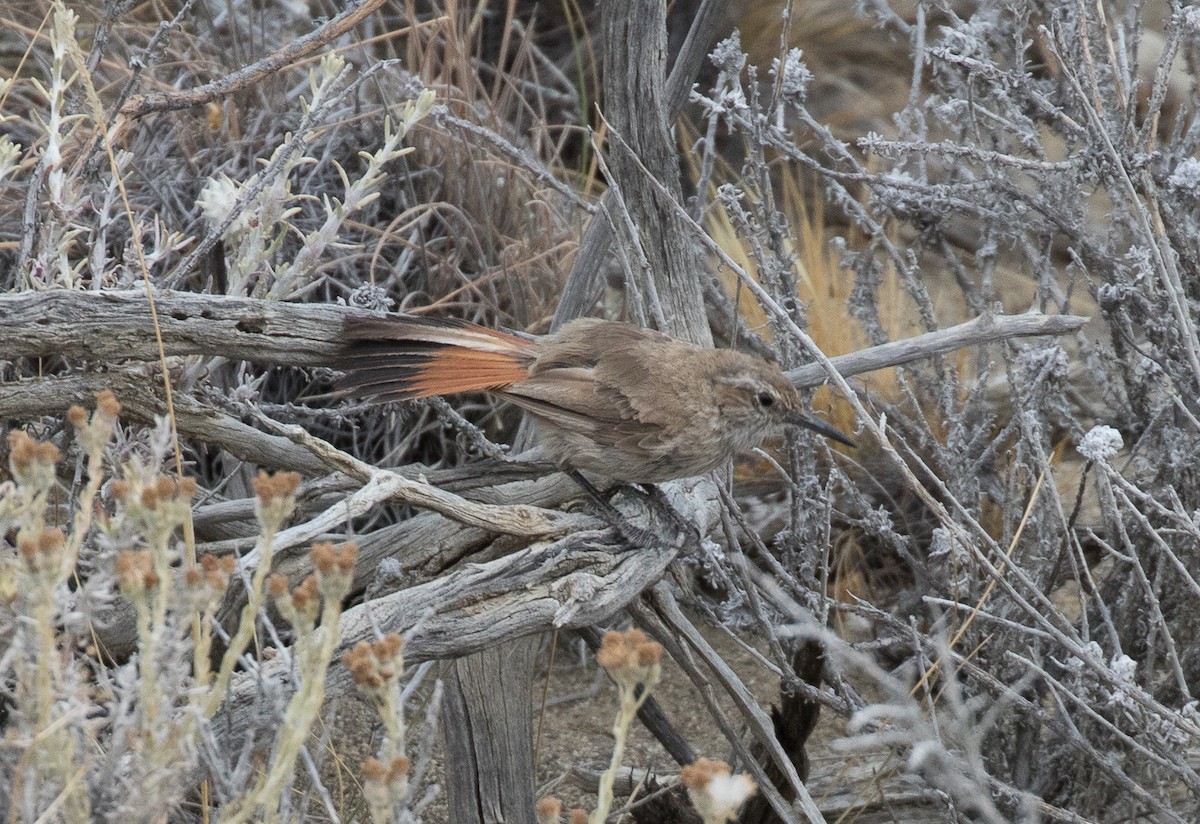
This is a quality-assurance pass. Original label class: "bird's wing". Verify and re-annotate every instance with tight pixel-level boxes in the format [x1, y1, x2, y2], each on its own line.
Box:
[501, 368, 618, 437]
[502, 367, 677, 453]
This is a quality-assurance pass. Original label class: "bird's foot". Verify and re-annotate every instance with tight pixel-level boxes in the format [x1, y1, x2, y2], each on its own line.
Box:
[638, 483, 702, 547]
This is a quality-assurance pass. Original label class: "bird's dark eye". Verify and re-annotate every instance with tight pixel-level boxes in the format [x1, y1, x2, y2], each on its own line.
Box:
[756, 391, 775, 408]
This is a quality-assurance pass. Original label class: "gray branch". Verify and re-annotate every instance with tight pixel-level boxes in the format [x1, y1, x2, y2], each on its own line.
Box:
[785, 311, 1089, 388]
[0, 289, 1087, 381]
[0, 289, 346, 366]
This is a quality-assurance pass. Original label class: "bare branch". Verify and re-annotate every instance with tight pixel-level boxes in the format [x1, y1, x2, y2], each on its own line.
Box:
[786, 312, 1090, 387]
[117, 0, 392, 120]
[0, 290, 1088, 378]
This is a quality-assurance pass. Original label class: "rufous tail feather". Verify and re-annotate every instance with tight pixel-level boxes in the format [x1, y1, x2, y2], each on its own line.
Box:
[333, 315, 536, 402]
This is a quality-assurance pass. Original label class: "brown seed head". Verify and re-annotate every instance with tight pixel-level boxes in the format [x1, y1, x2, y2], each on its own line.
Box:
[343, 640, 370, 665]
[680, 757, 756, 819]
[199, 555, 234, 590]
[347, 660, 384, 690]
[624, 628, 649, 646]
[335, 541, 359, 572]
[597, 628, 663, 673]
[637, 641, 665, 666]
[95, 390, 121, 418]
[66, 406, 88, 428]
[342, 636, 404, 690]
[254, 470, 301, 503]
[361, 757, 387, 782]
[17, 536, 38, 560]
[268, 574, 290, 598]
[7, 431, 34, 468]
[17, 529, 62, 571]
[343, 642, 368, 672]
[310, 542, 336, 574]
[115, 550, 156, 592]
[35, 441, 61, 465]
[596, 631, 630, 671]
[7, 431, 61, 477]
[377, 633, 404, 658]
[38, 527, 65, 553]
[114, 551, 135, 578]
[679, 757, 731, 789]
[535, 796, 563, 823]
[389, 756, 411, 780]
[291, 575, 320, 611]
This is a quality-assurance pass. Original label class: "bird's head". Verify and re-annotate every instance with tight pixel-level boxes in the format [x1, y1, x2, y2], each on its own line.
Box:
[710, 356, 854, 452]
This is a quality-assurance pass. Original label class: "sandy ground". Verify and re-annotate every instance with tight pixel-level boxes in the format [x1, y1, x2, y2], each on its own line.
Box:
[379, 620, 864, 824]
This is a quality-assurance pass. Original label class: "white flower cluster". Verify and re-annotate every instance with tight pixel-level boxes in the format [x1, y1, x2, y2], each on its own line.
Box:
[1077, 425, 1124, 462]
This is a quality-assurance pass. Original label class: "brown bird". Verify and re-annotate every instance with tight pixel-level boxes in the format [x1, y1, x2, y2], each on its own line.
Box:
[334, 315, 852, 485]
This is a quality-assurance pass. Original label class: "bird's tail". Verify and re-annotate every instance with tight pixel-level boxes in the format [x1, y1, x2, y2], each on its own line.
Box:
[333, 315, 537, 402]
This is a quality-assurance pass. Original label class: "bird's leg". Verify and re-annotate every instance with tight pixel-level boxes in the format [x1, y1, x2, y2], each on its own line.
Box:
[565, 470, 621, 520]
[565, 470, 665, 550]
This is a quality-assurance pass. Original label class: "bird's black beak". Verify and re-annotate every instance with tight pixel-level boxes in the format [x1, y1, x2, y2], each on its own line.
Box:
[785, 411, 856, 447]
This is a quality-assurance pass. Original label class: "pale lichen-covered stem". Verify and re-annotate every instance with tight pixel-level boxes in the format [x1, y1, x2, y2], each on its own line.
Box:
[60, 434, 106, 578]
[136, 526, 175, 735]
[220, 578, 346, 824]
[202, 520, 279, 718]
[589, 684, 653, 824]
